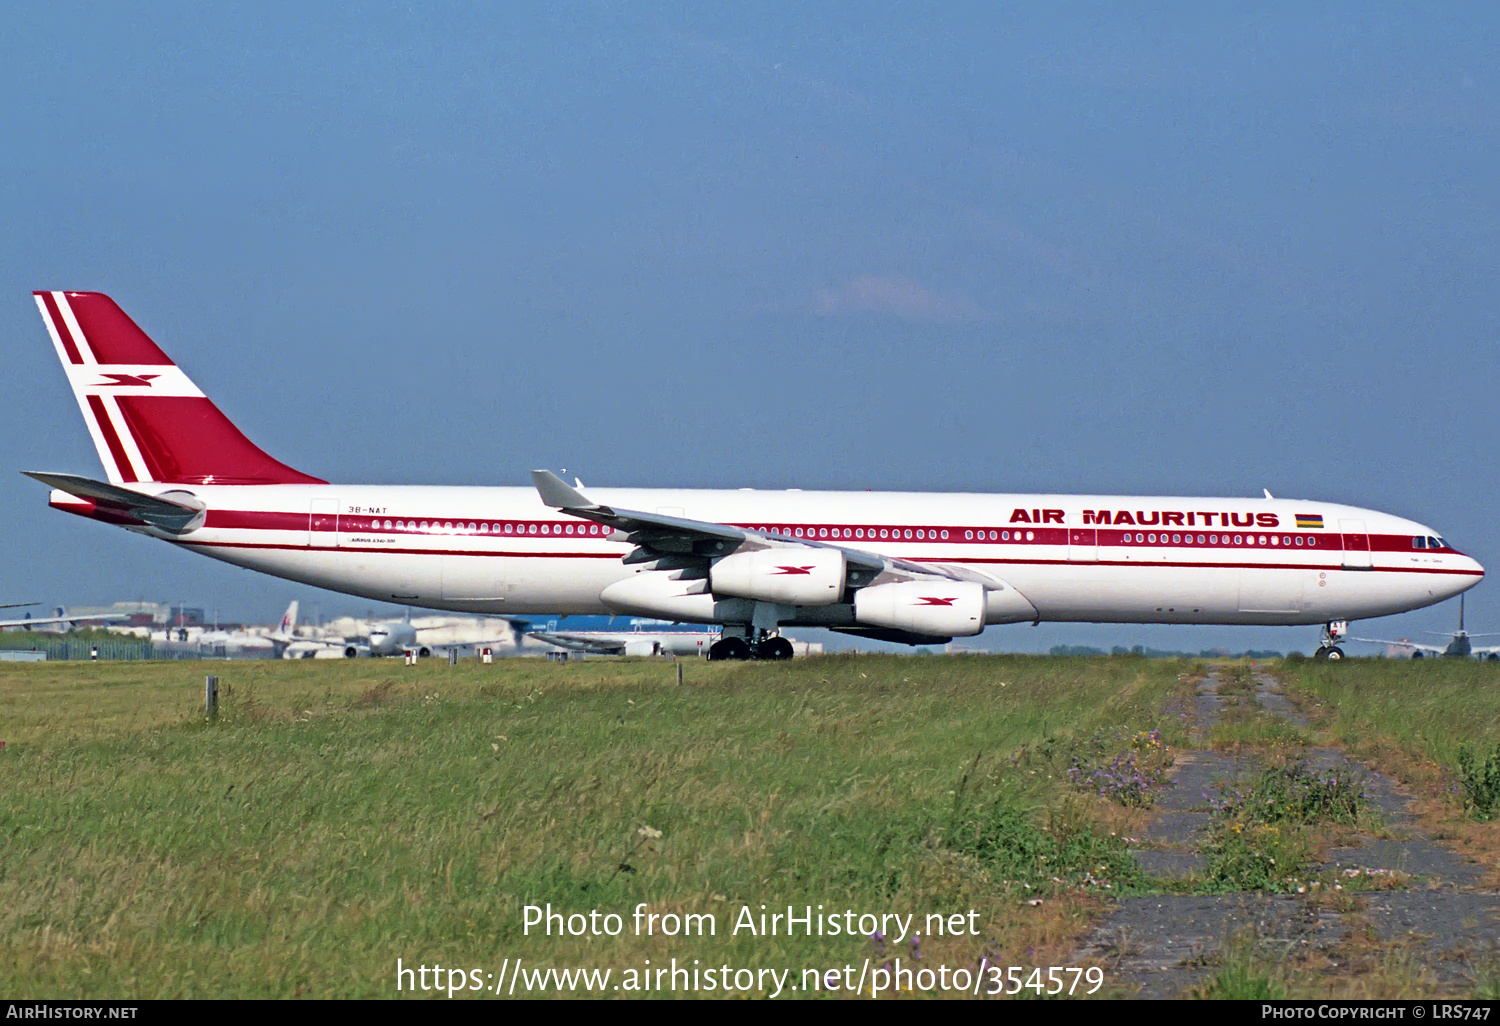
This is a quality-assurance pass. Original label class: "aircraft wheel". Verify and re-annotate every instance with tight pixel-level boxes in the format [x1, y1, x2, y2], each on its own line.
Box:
[418, 647, 431, 658]
[1487, 653, 1500, 662]
[756, 637, 795, 661]
[1411, 651, 1424, 660]
[708, 637, 752, 661]
[1325, 646, 1344, 661]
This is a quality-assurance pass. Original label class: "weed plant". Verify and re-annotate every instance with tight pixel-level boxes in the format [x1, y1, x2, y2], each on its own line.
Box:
[1455, 745, 1500, 821]
[1200, 761, 1370, 893]
[1062, 727, 1172, 807]
[1208, 761, 1367, 826]
[945, 796, 1145, 895]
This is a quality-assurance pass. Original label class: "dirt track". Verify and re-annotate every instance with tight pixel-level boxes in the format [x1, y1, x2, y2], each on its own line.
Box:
[1075, 670, 1500, 998]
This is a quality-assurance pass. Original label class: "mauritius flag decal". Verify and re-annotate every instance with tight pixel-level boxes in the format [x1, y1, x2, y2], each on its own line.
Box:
[1295, 513, 1324, 530]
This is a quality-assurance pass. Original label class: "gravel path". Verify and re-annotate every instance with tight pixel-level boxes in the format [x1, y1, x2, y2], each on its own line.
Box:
[1073, 669, 1500, 998]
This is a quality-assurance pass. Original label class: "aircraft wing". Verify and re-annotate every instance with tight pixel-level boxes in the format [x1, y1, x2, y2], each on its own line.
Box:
[526, 630, 628, 655]
[1347, 635, 1448, 656]
[0, 611, 128, 630]
[281, 636, 347, 649]
[530, 470, 972, 589]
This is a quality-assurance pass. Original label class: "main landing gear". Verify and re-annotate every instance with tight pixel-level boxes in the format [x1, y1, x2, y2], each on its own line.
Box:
[708, 629, 794, 661]
[1314, 620, 1348, 661]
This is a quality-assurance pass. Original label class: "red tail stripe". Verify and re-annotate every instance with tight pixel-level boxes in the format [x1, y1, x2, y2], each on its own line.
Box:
[114, 396, 326, 485]
[85, 395, 137, 483]
[62, 292, 174, 365]
[39, 292, 83, 364]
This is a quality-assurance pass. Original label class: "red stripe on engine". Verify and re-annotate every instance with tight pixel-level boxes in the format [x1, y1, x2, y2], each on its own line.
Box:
[38, 292, 83, 364]
[85, 395, 137, 482]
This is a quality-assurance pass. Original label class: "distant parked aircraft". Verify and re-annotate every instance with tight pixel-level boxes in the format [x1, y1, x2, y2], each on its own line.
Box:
[147, 600, 302, 658]
[1349, 595, 1500, 660]
[285, 610, 514, 658]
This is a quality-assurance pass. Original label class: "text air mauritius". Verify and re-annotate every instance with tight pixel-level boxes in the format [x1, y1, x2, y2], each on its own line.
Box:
[28, 291, 1483, 661]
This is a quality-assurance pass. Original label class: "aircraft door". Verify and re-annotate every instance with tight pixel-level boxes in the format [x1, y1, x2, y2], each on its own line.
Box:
[1339, 519, 1372, 570]
[309, 498, 339, 548]
[1067, 527, 1098, 562]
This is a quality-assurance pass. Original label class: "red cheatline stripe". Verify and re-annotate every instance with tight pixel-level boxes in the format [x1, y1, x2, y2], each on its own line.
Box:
[39, 291, 83, 364]
[190, 509, 1466, 557]
[85, 395, 137, 483]
[160, 539, 1483, 576]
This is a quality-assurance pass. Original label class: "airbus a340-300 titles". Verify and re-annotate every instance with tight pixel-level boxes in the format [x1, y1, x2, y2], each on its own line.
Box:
[26, 292, 1484, 661]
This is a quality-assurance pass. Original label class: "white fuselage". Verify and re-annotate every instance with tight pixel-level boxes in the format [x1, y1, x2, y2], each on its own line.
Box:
[52, 483, 1483, 629]
[366, 620, 418, 656]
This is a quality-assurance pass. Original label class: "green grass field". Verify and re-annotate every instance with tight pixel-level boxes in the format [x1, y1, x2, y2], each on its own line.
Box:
[1, 655, 1194, 998]
[4, 654, 1496, 999]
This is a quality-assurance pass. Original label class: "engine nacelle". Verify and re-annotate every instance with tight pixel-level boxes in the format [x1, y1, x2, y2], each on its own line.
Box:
[623, 639, 660, 657]
[853, 580, 987, 637]
[710, 547, 845, 606]
[601, 571, 718, 621]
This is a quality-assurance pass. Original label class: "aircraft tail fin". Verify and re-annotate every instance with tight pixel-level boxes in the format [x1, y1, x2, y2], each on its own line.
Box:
[278, 601, 299, 636]
[33, 291, 325, 486]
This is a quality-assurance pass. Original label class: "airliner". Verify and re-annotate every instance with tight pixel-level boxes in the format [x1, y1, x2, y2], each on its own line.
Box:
[145, 600, 303, 658]
[1349, 595, 1500, 660]
[26, 291, 1484, 661]
[290, 611, 514, 659]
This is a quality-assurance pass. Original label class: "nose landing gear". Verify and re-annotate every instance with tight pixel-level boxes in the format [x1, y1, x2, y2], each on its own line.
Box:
[1314, 620, 1348, 661]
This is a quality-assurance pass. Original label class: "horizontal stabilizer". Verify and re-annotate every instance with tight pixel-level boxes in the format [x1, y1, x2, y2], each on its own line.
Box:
[23, 472, 205, 533]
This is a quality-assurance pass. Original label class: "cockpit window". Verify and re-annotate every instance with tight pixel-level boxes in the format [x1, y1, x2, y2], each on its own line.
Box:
[1432, 537, 1446, 549]
[1413, 537, 1425, 548]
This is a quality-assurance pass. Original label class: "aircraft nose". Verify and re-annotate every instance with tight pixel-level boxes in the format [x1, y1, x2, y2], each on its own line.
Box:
[1449, 554, 1484, 597]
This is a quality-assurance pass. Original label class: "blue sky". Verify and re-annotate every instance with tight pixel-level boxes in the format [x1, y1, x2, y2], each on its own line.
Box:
[2, 3, 1496, 652]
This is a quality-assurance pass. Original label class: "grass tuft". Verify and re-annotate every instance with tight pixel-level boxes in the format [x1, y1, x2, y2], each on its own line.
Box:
[1456, 744, 1500, 821]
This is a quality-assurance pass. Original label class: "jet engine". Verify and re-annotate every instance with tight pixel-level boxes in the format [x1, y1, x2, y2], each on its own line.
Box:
[709, 547, 845, 606]
[853, 580, 986, 637]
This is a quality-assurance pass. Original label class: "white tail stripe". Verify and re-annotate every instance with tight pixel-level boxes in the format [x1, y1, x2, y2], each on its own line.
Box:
[38, 295, 125, 483]
[75, 400, 124, 484]
[63, 363, 205, 398]
[34, 294, 76, 368]
[98, 393, 153, 482]
[53, 292, 97, 365]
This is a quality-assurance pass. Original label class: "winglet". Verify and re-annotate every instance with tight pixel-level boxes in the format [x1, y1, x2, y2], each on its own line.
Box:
[531, 469, 596, 511]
